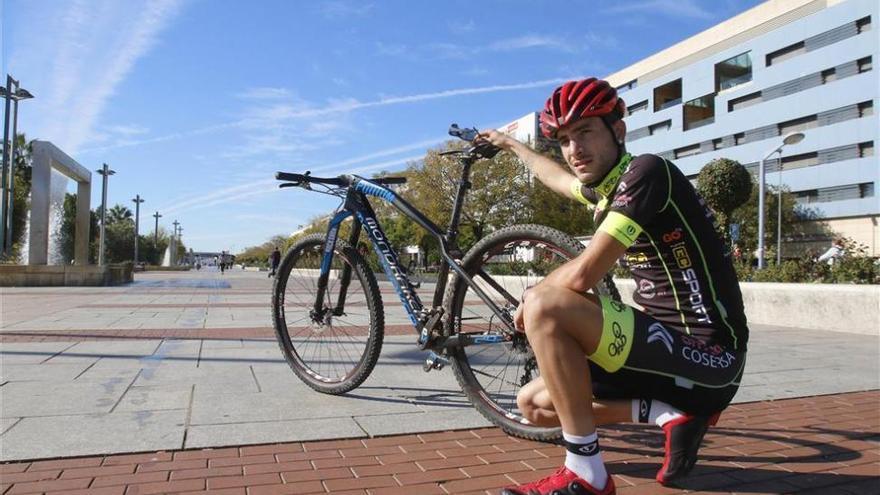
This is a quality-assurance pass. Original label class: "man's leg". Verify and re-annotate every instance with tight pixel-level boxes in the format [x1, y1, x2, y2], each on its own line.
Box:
[518, 377, 631, 427]
[502, 284, 614, 494]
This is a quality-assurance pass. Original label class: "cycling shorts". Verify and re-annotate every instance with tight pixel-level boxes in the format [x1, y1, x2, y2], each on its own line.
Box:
[587, 296, 746, 416]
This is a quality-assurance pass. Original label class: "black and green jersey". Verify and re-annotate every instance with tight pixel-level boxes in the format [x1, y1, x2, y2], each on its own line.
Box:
[573, 153, 749, 352]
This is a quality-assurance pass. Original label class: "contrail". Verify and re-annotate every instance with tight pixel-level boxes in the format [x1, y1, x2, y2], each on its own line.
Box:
[80, 76, 575, 153]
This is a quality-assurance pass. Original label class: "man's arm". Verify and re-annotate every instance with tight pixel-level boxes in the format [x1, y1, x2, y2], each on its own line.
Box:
[479, 130, 577, 200]
[539, 232, 627, 294]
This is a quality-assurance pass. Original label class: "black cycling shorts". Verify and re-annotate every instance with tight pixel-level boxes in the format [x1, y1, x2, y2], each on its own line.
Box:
[587, 296, 746, 416]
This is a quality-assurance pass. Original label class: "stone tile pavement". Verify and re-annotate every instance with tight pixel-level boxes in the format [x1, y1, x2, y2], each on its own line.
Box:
[1, 270, 878, 493]
[0, 391, 877, 494]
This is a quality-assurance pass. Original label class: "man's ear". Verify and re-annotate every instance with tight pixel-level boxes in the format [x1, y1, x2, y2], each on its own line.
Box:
[612, 120, 627, 144]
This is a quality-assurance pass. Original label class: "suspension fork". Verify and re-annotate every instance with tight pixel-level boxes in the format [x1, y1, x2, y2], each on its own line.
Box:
[331, 216, 362, 316]
[314, 210, 352, 316]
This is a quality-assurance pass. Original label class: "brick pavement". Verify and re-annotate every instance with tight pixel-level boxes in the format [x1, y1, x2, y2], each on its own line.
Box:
[1, 390, 877, 495]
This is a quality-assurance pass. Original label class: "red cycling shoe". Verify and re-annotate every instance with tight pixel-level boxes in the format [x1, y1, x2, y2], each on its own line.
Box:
[501, 466, 616, 495]
[656, 412, 721, 486]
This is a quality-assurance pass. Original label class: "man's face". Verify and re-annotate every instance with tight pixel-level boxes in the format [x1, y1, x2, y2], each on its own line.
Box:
[557, 117, 623, 184]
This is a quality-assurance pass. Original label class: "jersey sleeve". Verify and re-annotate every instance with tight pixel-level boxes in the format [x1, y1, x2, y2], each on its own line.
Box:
[570, 177, 599, 205]
[597, 155, 670, 247]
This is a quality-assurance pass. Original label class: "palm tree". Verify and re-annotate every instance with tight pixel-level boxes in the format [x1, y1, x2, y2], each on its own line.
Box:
[107, 205, 133, 225]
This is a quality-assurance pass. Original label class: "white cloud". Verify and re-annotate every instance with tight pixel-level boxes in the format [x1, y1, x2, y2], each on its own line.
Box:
[79, 77, 577, 153]
[486, 35, 574, 53]
[237, 87, 292, 100]
[30, 0, 184, 154]
[602, 0, 713, 20]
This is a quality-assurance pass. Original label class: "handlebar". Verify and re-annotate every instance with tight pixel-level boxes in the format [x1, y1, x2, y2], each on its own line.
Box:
[274, 171, 407, 186]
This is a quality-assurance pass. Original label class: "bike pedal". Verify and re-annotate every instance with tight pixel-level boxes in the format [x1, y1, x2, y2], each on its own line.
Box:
[423, 352, 449, 372]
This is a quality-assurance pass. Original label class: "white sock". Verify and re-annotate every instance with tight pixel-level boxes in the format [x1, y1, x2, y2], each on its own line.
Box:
[562, 431, 608, 490]
[631, 399, 684, 426]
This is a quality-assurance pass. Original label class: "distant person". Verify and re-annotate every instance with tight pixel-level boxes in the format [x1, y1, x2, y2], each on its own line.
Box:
[817, 238, 845, 265]
[269, 246, 281, 277]
[732, 244, 743, 263]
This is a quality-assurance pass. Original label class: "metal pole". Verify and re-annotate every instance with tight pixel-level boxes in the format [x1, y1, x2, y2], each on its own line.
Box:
[757, 157, 766, 270]
[172, 220, 179, 265]
[776, 157, 783, 266]
[97, 163, 114, 266]
[0, 75, 13, 254]
[153, 211, 161, 246]
[132, 194, 144, 264]
[5, 96, 20, 253]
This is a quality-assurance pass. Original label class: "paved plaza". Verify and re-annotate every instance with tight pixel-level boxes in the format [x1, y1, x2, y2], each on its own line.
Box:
[1, 269, 878, 493]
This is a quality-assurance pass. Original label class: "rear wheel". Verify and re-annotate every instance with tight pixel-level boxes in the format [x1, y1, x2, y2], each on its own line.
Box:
[272, 234, 384, 394]
[444, 224, 619, 441]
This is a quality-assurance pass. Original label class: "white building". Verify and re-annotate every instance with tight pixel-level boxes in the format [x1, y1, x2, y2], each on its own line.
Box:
[508, 0, 878, 255]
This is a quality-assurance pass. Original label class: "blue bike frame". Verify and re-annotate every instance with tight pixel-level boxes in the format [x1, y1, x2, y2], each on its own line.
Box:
[313, 173, 512, 349]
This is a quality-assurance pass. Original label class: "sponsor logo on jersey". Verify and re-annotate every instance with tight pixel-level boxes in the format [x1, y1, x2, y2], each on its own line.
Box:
[638, 279, 656, 299]
[682, 347, 736, 369]
[625, 252, 651, 269]
[611, 194, 633, 209]
[683, 268, 712, 324]
[647, 323, 674, 354]
[671, 242, 692, 269]
[608, 321, 628, 357]
[662, 228, 683, 244]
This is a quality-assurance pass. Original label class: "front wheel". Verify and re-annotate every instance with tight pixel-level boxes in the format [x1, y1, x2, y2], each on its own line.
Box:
[272, 234, 384, 394]
[443, 224, 619, 442]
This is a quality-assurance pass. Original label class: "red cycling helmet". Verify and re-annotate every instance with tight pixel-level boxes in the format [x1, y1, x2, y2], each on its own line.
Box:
[540, 78, 626, 139]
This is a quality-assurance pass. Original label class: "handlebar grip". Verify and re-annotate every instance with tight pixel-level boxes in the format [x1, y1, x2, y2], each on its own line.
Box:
[275, 172, 303, 182]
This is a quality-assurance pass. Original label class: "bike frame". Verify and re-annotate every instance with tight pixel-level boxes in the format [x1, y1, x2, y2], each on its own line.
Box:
[312, 158, 516, 349]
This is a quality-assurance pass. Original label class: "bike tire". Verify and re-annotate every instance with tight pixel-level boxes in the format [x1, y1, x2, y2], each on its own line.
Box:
[443, 224, 620, 442]
[272, 233, 384, 394]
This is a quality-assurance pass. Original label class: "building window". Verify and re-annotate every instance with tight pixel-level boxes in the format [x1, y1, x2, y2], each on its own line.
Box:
[861, 183, 875, 198]
[860, 141, 875, 157]
[779, 115, 818, 135]
[857, 56, 873, 73]
[766, 41, 805, 66]
[734, 132, 746, 145]
[649, 120, 672, 135]
[795, 190, 819, 204]
[653, 79, 682, 111]
[859, 101, 874, 117]
[781, 152, 819, 170]
[627, 100, 648, 115]
[683, 94, 715, 130]
[856, 16, 871, 33]
[617, 79, 637, 94]
[716, 52, 752, 91]
[821, 68, 837, 83]
[712, 138, 724, 150]
[674, 144, 701, 159]
[728, 91, 762, 112]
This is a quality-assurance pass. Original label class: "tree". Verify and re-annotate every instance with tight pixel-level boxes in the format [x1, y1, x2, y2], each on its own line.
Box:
[696, 158, 752, 242]
[728, 184, 824, 261]
[107, 205, 133, 225]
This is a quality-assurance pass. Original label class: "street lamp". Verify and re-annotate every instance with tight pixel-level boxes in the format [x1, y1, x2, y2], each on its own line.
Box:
[0, 75, 34, 255]
[757, 132, 805, 269]
[132, 194, 144, 265]
[153, 211, 162, 246]
[172, 220, 180, 265]
[96, 164, 116, 266]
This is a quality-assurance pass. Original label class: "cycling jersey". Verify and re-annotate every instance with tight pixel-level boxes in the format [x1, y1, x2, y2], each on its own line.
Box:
[572, 153, 749, 352]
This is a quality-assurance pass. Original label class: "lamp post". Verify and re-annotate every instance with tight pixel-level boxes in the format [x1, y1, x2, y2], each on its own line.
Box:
[96, 164, 116, 265]
[0, 75, 34, 255]
[153, 211, 162, 246]
[757, 132, 805, 269]
[131, 195, 144, 265]
[172, 220, 180, 265]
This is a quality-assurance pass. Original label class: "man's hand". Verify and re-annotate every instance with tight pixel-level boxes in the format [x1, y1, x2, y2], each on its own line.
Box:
[514, 303, 526, 333]
[477, 129, 520, 151]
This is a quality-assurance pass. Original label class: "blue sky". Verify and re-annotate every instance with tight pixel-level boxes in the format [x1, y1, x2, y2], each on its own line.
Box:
[2, 0, 763, 253]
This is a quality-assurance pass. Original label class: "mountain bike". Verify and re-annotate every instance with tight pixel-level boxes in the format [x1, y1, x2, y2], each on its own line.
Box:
[272, 124, 620, 441]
